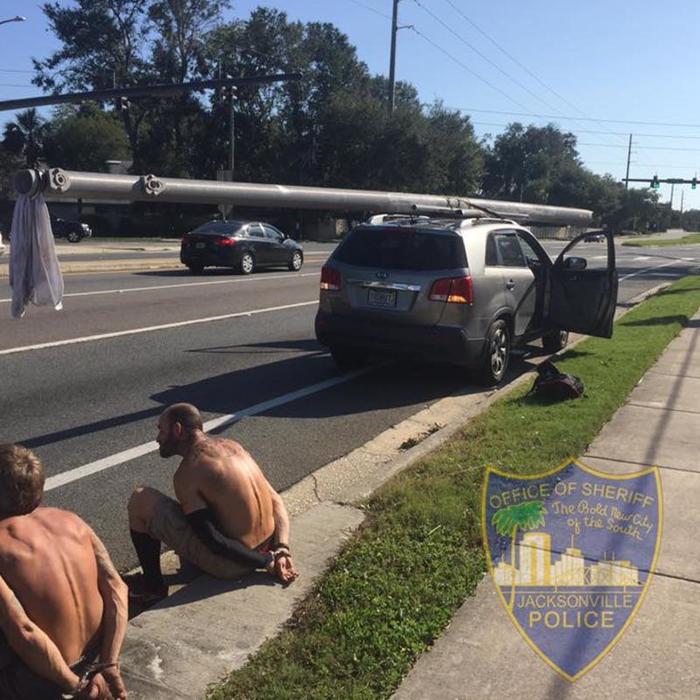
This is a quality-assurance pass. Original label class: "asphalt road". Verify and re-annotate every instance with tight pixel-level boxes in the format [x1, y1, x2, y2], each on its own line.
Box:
[0, 239, 697, 572]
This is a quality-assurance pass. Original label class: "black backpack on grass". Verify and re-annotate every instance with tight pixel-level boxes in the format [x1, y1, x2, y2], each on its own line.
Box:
[529, 360, 584, 401]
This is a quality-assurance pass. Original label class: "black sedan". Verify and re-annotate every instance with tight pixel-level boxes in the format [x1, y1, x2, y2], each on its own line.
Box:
[180, 220, 304, 275]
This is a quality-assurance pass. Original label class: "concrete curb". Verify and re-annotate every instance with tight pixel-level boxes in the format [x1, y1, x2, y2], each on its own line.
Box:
[0, 253, 330, 278]
[120, 502, 365, 699]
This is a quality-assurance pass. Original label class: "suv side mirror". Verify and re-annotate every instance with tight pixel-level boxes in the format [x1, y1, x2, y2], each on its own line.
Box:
[564, 256, 587, 271]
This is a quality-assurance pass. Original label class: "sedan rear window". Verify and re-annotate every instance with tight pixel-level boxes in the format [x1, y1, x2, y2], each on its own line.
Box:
[334, 227, 467, 271]
[191, 221, 243, 236]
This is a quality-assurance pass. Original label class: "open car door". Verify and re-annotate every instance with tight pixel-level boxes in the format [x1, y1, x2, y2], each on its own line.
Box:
[548, 230, 618, 338]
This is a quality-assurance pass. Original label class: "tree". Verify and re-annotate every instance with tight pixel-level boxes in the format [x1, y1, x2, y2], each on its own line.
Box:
[43, 105, 130, 171]
[492, 500, 546, 610]
[2, 109, 47, 166]
[483, 123, 579, 203]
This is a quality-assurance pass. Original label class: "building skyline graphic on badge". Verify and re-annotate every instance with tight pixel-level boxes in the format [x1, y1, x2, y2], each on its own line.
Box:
[482, 457, 662, 681]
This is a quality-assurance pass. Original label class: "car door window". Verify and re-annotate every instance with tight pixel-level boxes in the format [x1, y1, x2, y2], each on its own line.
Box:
[263, 225, 284, 243]
[485, 234, 498, 266]
[516, 233, 545, 266]
[494, 232, 526, 267]
[249, 224, 265, 238]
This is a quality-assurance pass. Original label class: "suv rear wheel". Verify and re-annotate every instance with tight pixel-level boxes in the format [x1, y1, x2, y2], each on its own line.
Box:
[542, 330, 569, 354]
[66, 231, 82, 243]
[188, 263, 204, 275]
[478, 319, 510, 385]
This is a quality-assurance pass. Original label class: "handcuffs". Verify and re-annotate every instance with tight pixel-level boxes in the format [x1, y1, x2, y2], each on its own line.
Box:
[265, 543, 292, 570]
[61, 661, 119, 699]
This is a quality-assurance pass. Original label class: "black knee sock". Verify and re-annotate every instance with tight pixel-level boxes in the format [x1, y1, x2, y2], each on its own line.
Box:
[130, 529, 164, 591]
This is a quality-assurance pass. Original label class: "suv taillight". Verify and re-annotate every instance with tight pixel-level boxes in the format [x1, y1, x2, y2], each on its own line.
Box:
[429, 275, 473, 304]
[180, 235, 188, 246]
[320, 265, 342, 291]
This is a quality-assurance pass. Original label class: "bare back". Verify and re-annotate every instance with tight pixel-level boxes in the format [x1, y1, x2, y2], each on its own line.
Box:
[0, 508, 103, 664]
[174, 436, 275, 548]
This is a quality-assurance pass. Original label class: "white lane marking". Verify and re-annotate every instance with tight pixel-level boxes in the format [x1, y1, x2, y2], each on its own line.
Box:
[0, 271, 320, 304]
[0, 300, 318, 356]
[633, 256, 651, 261]
[45, 366, 372, 491]
[682, 257, 696, 261]
[591, 255, 607, 260]
[620, 259, 685, 281]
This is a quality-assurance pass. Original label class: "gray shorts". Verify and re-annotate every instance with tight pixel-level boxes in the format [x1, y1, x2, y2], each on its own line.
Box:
[147, 492, 270, 579]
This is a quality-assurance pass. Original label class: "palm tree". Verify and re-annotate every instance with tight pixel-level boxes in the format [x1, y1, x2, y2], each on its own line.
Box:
[2, 108, 46, 166]
[492, 499, 547, 610]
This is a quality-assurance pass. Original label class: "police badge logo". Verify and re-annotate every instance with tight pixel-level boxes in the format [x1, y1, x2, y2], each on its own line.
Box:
[482, 458, 662, 681]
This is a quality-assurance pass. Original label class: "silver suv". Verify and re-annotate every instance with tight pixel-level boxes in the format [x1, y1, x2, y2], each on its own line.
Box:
[314, 217, 617, 383]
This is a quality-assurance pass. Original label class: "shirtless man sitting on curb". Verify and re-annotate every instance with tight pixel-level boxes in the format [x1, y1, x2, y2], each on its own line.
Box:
[126, 403, 299, 603]
[0, 444, 128, 699]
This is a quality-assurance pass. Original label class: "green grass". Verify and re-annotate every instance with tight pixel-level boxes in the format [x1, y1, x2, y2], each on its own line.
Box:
[208, 276, 700, 700]
[622, 232, 700, 247]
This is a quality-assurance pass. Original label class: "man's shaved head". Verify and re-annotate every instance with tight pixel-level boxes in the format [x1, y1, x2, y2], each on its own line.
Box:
[157, 403, 203, 458]
[162, 403, 203, 433]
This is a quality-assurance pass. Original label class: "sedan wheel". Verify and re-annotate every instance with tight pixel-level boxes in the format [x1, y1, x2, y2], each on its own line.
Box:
[239, 252, 255, 275]
[479, 319, 510, 385]
[289, 251, 303, 271]
[67, 231, 82, 243]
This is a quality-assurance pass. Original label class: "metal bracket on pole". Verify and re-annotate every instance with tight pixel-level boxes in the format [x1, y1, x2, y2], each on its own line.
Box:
[49, 168, 72, 194]
[141, 174, 166, 197]
[14, 168, 46, 197]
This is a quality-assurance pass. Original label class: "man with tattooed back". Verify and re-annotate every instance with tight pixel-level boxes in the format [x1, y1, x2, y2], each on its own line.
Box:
[0, 444, 128, 699]
[126, 403, 298, 604]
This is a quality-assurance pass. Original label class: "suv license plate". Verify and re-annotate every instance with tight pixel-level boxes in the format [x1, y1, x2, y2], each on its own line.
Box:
[368, 288, 397, 307]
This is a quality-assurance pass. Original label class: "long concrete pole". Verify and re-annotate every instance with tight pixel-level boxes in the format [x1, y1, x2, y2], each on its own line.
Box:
[15, 168, 593, 226]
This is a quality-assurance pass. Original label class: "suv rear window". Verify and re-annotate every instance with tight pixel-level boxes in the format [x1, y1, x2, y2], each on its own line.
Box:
[334, 227, 467, 271]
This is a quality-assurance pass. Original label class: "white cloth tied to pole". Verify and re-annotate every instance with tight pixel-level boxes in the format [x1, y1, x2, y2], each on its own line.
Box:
[9, 193, 64, 319]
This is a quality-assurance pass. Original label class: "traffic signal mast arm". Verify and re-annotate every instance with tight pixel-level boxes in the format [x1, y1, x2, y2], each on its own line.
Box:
[624, 176, 697, 189]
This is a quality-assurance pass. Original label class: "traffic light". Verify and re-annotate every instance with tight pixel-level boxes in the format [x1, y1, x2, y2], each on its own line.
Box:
[651, 175, 660, 189]
[692, 177, 697, 190]
[116, 96, 129, 111]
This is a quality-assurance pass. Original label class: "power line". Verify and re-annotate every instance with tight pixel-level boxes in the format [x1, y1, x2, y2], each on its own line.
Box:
[409, 26, 534, 114]
[449, 105, 700, 129]
[437, 0, 627, 147]
[471, 120, 700, 141]
[345, 0, 391, 20]
[411, 0, 562, 114]
[579, 142, 700, 153]
[440, 0, 584, 117]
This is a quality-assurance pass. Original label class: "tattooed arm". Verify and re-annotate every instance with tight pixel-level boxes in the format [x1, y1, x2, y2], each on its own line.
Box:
[0, 574, 80, 691]
[90, 528, 129, 699]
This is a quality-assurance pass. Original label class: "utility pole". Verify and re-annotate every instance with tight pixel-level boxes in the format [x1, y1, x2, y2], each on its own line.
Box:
[388, 0, 399, 114]
[624, 133, 632, 189]
[680, 189, 685, 216]
[229, 85, 236, 178]
[670, 182, 675, 209]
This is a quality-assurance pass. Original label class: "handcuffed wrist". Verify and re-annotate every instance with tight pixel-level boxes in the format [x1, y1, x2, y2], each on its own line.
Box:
[61, 675, 89, 699]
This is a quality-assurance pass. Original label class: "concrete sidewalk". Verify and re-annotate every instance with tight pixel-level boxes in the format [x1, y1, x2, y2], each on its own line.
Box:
[395, 313, 700, 699]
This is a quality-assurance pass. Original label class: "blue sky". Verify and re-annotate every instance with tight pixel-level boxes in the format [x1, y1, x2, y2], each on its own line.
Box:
[1, 1, 699, 210]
